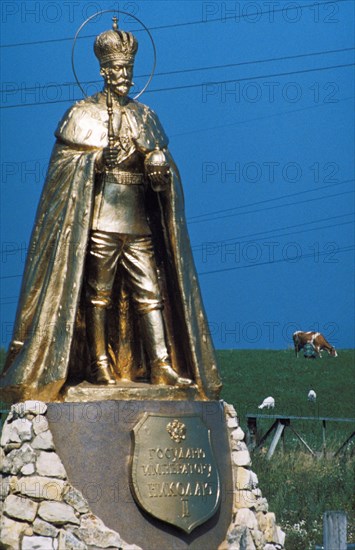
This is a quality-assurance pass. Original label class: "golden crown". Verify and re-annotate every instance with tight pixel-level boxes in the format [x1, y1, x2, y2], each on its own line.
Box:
[94, 29, 138, 66]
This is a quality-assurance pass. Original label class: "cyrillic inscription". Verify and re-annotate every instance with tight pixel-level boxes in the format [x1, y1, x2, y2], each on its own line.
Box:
[131, 414, 220, 533]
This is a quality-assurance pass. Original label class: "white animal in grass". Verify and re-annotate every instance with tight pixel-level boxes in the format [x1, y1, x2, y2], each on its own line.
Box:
[308, 389, 317, 402]
[258, 396, 275, 410]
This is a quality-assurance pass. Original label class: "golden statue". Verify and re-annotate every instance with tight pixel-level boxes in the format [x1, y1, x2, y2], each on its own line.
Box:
[1, 24, 222, 403]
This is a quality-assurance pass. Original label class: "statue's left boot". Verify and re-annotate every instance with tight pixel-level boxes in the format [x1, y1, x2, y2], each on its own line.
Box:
[140, 309, 193, 387]
[86, 306, 116, 385]
[90, 355, 116, 385]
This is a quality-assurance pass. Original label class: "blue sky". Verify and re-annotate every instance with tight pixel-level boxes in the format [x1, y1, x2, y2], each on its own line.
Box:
[1, 0, 354, 350]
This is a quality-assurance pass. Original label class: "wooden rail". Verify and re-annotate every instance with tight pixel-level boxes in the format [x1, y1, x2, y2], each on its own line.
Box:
[246, 414, 355, 459]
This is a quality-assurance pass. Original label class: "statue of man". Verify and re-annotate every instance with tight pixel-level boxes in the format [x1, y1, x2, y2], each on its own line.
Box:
[86, 30, 194, 387]
[1, 27, 222, 402]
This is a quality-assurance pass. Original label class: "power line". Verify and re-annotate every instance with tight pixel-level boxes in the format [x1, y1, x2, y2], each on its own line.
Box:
[1, 226, 353, 295]
[137, 47, 355, 78]
[2, 217, 352, 288]
[197, 245, 355, 275]
[189, 189, 354, 225]
[1, 212, 353, 283]
[193, 220, 354, 253]
[1, 96, 353, 165]
[147, 63, 355, 94]
[2, 61, 353, 109]
[191, 214, 355, 251]
[0, 276, 21, 280]
[1, 214, 352, 273]
[171, 96, 355, 138]
[0, 0, 347, 49]
[187, 179, 354, 222]
[1, 184, 352, 258]
[3, 46, 353, 96]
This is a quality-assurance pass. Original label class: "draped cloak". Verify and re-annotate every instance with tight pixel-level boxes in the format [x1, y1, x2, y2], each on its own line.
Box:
[1, 93, 222, 402]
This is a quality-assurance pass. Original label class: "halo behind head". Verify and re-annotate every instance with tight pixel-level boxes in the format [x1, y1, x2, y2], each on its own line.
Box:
[71, 9, 156, 100]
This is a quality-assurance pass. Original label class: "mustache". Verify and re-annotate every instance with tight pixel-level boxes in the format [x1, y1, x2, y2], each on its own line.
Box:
[111, 79, 134, 87]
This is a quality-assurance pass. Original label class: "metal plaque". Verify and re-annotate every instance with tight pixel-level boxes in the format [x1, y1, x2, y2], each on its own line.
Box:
[131, 413, 221, 533]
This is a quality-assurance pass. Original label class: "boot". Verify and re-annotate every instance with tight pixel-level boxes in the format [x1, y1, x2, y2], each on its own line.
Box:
[151, 360, 193, 387]
[90, 355, 116, 386]
[86, 306, 116, 385]
[140, 310, 193, 387]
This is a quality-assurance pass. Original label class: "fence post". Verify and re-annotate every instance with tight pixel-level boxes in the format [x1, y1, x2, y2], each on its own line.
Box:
[246, 416, 257, 450]
[323, 511, 347, 550]
[322, 419, 327, 457]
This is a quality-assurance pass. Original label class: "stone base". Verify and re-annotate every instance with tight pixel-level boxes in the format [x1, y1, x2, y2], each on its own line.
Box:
[47, 400, 233, 549]
[61, 381, 201, 402]
[1, 401, 285, 550]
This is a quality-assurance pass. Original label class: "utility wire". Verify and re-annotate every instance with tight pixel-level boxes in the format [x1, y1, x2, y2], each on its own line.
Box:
[187, 179, 354, 222]
[0, 275, 23, 280]
[0, 0, 347, 49]
[2, 46, 353, 96]
[171, 96, 355, 138]
[1, 228, 353, 295]
[131, 47, 355, 78]
[146, 63, 355, 94]
[191, 214, 355, 251]
[2, 62, 353, 109]
[2, 218, 352, 297]
[1, 96, 353, 166]
[1, 184, 352, 271]
[1, 214, 352, 261]
[0, 298, 20, 305]
[0, 208, 354, 282]
[193, 220, 354, 255]
[189, 189, 354, 224]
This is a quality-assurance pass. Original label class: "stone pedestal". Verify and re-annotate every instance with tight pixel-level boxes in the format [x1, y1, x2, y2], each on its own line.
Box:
[47, 400, 233, 549]
[1, 400, 286, 550]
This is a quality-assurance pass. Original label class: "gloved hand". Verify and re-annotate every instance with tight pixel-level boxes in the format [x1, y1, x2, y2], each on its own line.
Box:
[146, 164, 171, 192]
[95, 146, 120, 172]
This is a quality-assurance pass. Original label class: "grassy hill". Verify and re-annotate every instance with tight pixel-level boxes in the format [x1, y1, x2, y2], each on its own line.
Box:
[217, 349, 355, 549]
[218, 349, 355, 447]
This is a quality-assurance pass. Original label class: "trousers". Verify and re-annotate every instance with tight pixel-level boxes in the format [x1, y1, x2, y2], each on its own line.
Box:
[85, 230, 170, 371]
[86, 230, 163, 314]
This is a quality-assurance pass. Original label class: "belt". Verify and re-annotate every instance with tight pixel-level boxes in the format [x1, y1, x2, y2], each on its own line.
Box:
[103, 170, 144, 185]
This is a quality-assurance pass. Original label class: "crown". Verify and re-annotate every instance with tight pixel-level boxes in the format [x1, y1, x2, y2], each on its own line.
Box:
[94, 29, 138, 67]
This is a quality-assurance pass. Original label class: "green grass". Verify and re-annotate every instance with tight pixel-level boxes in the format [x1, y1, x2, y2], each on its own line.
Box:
[252, 452, 355, 550]
[218, 349, 355, 448]
[217, 349, 355, 550]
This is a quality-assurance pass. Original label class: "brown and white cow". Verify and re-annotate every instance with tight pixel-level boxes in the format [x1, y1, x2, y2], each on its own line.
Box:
[292, 331, 338, 358]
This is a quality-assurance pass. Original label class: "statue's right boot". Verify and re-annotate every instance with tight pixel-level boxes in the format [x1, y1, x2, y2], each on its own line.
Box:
[86, 306, 116, 385]
[151, 361, 193, 387]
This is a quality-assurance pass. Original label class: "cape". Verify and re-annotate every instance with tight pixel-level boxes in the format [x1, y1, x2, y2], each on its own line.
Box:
[1, 93, 222, 402]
